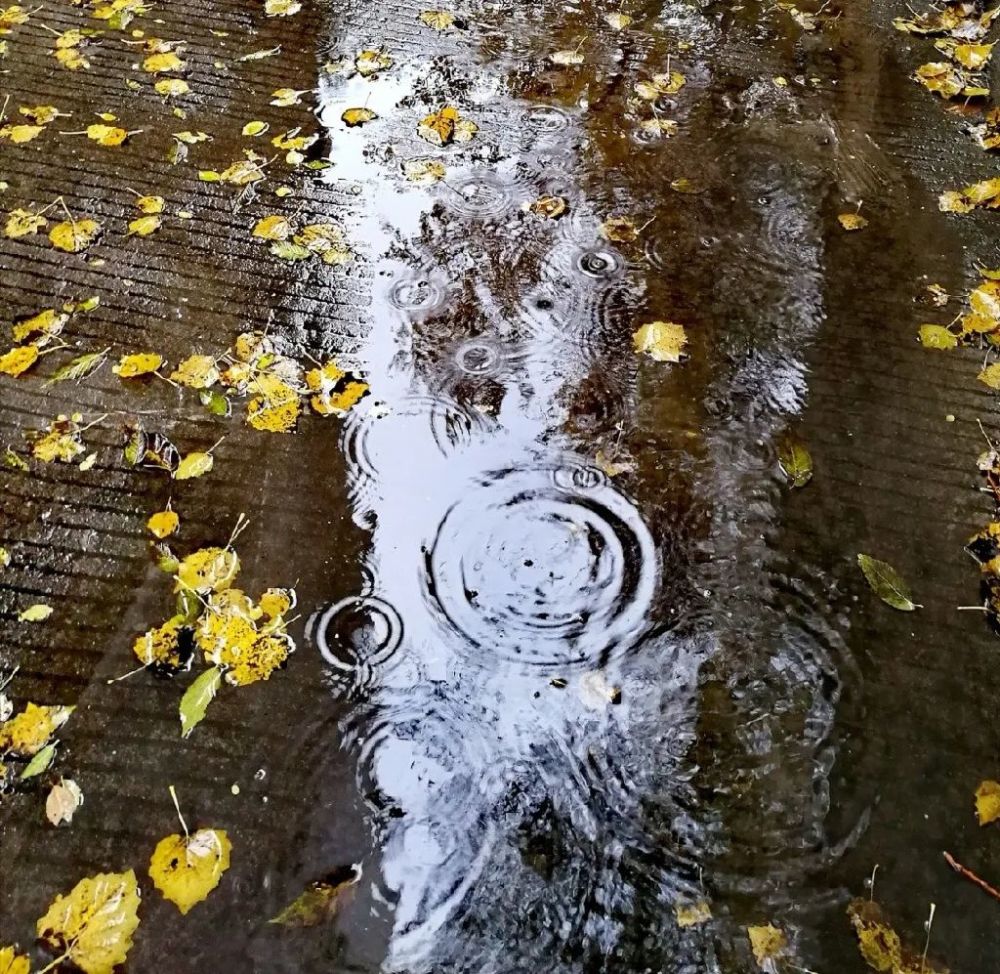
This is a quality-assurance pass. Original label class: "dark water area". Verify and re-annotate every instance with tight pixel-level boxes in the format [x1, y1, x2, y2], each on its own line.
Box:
[3, 0, 1000, 971]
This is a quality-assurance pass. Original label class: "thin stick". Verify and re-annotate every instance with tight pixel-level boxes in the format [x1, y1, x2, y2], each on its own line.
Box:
[922, 902, 936, 972]
[169, 784, 189, 838]
[943, 851, 1000, 902]
[869, 863, 879, 901]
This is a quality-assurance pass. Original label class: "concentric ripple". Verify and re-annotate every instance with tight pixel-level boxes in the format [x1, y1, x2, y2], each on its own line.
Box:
[423, 462, 658, 668]
[445, 172, 518, 220]
[309, 594, 404, 691]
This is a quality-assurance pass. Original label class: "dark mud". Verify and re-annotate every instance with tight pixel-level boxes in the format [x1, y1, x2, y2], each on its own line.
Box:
[2, 0, 1000, 972]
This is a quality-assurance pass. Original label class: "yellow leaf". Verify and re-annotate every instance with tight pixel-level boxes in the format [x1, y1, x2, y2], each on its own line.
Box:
[976, 779, 1000, 825]
[954, 42, 994, 69]
[5, 207, 47, 238]
[306, 362, 369, 416]
[113, 352, 162, 377]
[918, 324, 957, 349]
[355, 48, 392, 76]
[605, 11, 632, 28]
[259, 586, 296, 619]
[747, 925, 787, 968]
[253, 214, 291, 241]
[150, 829, 232, 914]
[402, 158, 446, 183]
[419, 9, 456, 29]
[19, 603, 53, 622]
[0, 946, 30, 974]
[175, 451, 213, 480]
[636, 71, 686, 99]
[143, 50, 185, 72]
[0, 4, 30, 31]
[225, 632, 292, 685]
[270, 87, 306, 106]
[633, 321, 689, 362]
[638, 118, 678, 137]
[265, 0, 300, 15]
[550, 48, 585, 65]
[247, 374, 302, 432]
[0, 345, 39, 376]
[418, 105, 474, 146]
[0, 702, 74, 756]
[49, 219, 101, 252]
[242, 120, 268, 136]
[0, 124, 44, 143]
[86, 123, 129, 146]
[220, 159, 264, 185]
[135, 194, 164, 213]
[55, 46, 89, 70]
[147, 509, 179, 539]
[293, 222, 351, 264]
[838, 212, 868, 230]
[13, 308, 68, 343]
[674, 900, 711, 927]
[171, 354, 220, 388]
[155, 78, 190, 96]
[979, 363, 1000, 390]
[36, 870, 141, 974]
[176, 547, 239, 594]
[133, 616, 188, 668]
[525, 195, 567, 219]
[846, 899, 904, 972]
[127, 214, 160, 236]
[342, 107, 377, 126]
[599, 214, 638, 242]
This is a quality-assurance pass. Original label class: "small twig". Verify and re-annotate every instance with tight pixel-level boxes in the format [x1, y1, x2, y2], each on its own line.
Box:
[922, 902, 936, 972]
[169, 784, 189, 838]
[943, 851, 1000, 903]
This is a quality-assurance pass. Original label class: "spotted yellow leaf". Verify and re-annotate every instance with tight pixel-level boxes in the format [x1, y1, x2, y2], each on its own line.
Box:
[175, 547, 240, 595]
[247, 374, 301, 432]
[49, 219, 101, 253]
[171, 354, 219, 389]
[85, 123, 129, 146]
[355, 48, 392, 76]
[150, 828, 232, 914]
[747, 925, 787, 969]
[402, 158, 446, 183]
[155, 78, 189, 96]
[270, 88, 307, 106]
[135, 195, 164, 214]
[0, 947, 30, 974]
[253, 214, 292, 241]
[5, 207, 47, 238]
[127, 214, 161, 236]
[147, 509, 179, 539]
[635, 71, 686, 99]
[265, 0, 300, 14]
[838, 212, 868, 231]
[0, 124, 44, 143]
[0, 702, 74, 756]
[417, 105, 476, 145]
[976, 779, 1000, 825]
[113, 352, 162, 377]
[342, 107, 377, 127]
[0, 345, 40, 376]
[419, 9, 456, 29]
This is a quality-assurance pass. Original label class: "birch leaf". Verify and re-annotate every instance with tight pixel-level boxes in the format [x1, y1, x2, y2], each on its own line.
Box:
[174, 452, 213, 480]
[632, 321, 688, 362]
[50, 219, 101, 252]
[19, 603, 52, 622]
[919, 324, 958, 348]
[857, 553, 918, 611]
[46, 778, 83, 825]
[149, 828, 232, 913]
[0, 947, 30, 974]
[113, 353, 162, 377]
[36, 870, 141, 974]
[179, 667, 222, 737]
[269, 865, 361, 926]
[976, 779, 1000, 825]
[128, 214, 161, 236]
[21, 742, 56, 779]
[342, 107, 377, 126]
[147, 509, 179, 538]
[747, 925, 787, 969]
[777, 440, 813, 487]
[86, 124, 129, 146]
[0, 345, 40, 376]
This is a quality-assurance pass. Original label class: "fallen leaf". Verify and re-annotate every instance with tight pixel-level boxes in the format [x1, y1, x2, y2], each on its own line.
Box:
[269, 865, 362, 926]
[36, 870, 140, 974]
[174, 451, 213, 480]
[175, 547, 239, 595]
[524, 195, 567, 219]
[149, 828, 232, 914]
[49, 218, 101, 253]
[342, 107, 377, 126]
[305, 362, 369, 416]
[636, 71, 686, 100]
[0, 345, 40, 377]
[147, 509, 179, 539]
[113, 353, 162, 377]
[45, 350, 108, 386]
[127, 214, 161, 236]
[0, 947, 30, 974]
[46, 778, 84, 825]
[747, 925, 787, 969]
[674, 900, 711, 927]
[777, 439, 813, 487]
[179, 666, 222, 737]
[0, 702, 73, 755]
[171, 354, 220, 388]
[846, 898, 945, 974]
[599, 214, 638, 242]
[419, 9, 456, 29]
[355, 48, 391, 76]
[976, 779, 1000, 825]
[978, 363, 1000, 389]
[0, 124, 44, 143]
[21, 742, 56, 779]
[265, 0, 300, 14]
[270, 88, 307, 106]
[857, 553, 918, 611]
[402, 158, 446, 183]
[19, 603, 53, 622]
[550, 48, 585, 65]
[638, 118, 679, 137]
[135, 195, 164, 214]
[143, 51, 185, 73]
[919, 324, 958, 348]
[5, 207, 48, 238]
[418, 105, 477, 145]
[133, 616, 192, 671]
[605, 12, 632, 29]
[632, 321, 689, 362]
[155, 78, 190, 96]
[86, 123, 129, 146]
[838, 212, 868, 230]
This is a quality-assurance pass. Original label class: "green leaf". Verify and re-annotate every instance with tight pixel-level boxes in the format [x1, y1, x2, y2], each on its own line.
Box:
[44, 349, 108, 386]
[199, 389, 231, 416]
[21, 741, 56, 779]
[857, 553, 919, 611]
[269, 865, 361, 926]
[179, 667, 222, 738]
[777, 440, 813, 488]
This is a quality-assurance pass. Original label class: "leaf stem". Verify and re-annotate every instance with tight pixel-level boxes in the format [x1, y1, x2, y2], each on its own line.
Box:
[169, 784, 189, 838]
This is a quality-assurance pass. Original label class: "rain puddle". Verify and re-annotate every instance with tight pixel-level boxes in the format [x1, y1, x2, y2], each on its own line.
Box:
[3, 0, 1000, 972]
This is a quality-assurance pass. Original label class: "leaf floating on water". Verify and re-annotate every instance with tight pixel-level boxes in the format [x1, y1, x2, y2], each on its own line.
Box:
[638, 118, 678, 138]
[175, 547, 239, 595]
[857, 553, 918, 611]
[147, 509, 179, 539]
[0, 123, 45, 143]
[113, 353, 162, 377]
[747, 925, 787, 970]
[402, 158, 446, 184]
[674, 899, 711, 927]
[939, 177, 1000, 213]
[306, 362, 369, 416]
[919, 324, 958, 348]
[269, 864, 362, 926]
[247, 374, 302, 432]
[524, 195, 567, 219]
[599, 214, 638, 242]
[976, 779, 1000, 825]
[342, 107, 377, 127]
[605, 11, 632, 29]
[417, 105, 477, 145]
[355, 48, 392, 76]
[149, 828, 232, 914]
[133, 616, 192, 671]
[419, 8, 457, 29]
[550, 47, 585, 65]
[595, 449, 635, 478]
[49, 218, 101, 252]
[846, 898, 946, 974]
[265, 0, 300, 14]
[19, 603, 52, 622]
[179, 667, 222, 737]
[838, 212, 868, 230]
[635, 71, 686, 100]
[271, 87, 307, 106]
[46, 778, 84, 825]
[36, 870, 141, 974]
[777, 439, 813, 487]
[632, 321, 689, 363]
[0, 702, 73, 756]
